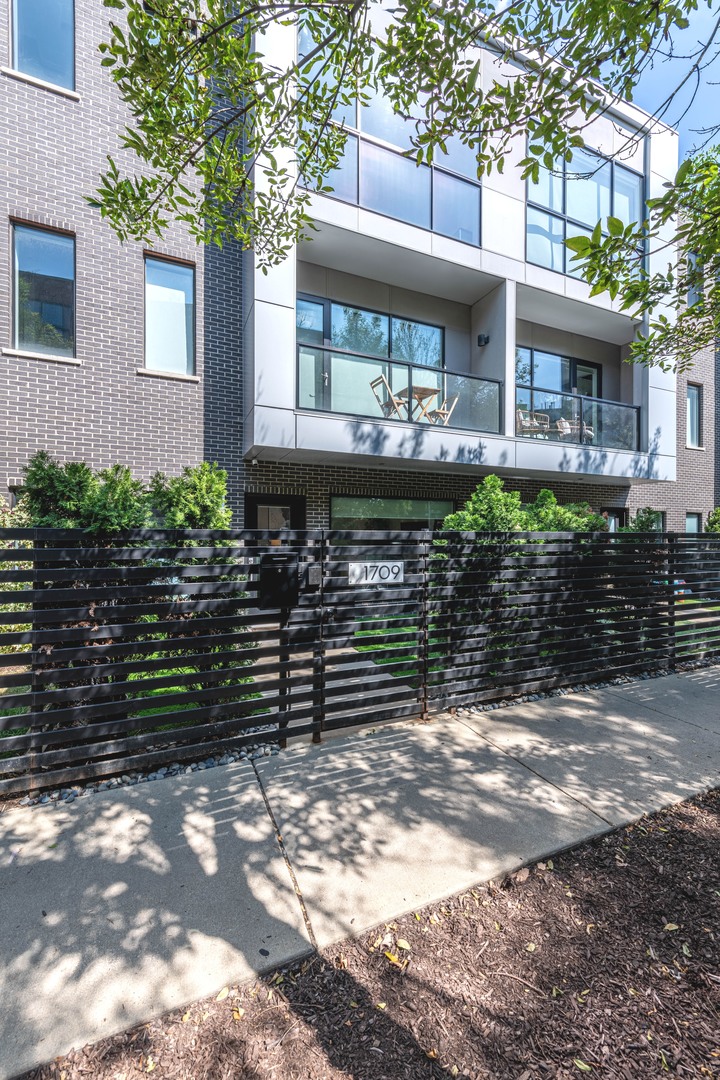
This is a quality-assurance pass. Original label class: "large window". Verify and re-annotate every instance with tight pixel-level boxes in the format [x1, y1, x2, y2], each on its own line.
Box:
[298, 33, 481, 244]
[331, 496, 454, 530]
[13, 224, 75, 357]
[687, 384, 702, 447]
[12, 0, 74, 90]
[298, 297, 443, 367]
[145, 258, 195, 375]
[527, 147, 644, 275]
[516, 347, 601, 397]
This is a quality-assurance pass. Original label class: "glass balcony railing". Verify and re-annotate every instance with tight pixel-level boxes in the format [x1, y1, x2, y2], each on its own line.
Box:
[515, 385, 640, 451]
[298, 345, 502, 434]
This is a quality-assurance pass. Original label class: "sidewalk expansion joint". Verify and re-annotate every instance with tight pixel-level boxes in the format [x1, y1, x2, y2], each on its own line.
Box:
[456, 717, 615, 828]
[251, 761, 319, 952]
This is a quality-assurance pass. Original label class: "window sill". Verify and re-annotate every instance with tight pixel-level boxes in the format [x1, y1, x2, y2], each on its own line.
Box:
[2, 347, 81, 365]
[686, 444, 705, 451]
[137, 367, 200, 383]
[0, 67, 80, 101]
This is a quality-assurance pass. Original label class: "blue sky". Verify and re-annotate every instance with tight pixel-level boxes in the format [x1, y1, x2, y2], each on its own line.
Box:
[631, 6, 720, 157]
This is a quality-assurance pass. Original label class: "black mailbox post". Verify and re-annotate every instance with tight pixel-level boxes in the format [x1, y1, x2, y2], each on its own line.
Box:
[257, 551, 300, 610]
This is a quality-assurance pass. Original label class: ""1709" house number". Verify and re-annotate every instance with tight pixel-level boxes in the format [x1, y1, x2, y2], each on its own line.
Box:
[348, 561, 405, 585]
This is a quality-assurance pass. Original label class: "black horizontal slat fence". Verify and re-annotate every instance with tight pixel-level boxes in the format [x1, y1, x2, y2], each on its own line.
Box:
[1, 528, 719, 795]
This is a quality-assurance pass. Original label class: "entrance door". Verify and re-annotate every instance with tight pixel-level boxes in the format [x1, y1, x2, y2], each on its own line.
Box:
[245, 494, 306, 530]
[574, 362, 600, 398]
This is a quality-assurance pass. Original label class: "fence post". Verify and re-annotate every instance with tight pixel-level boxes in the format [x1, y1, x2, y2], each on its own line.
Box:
[28, 527, 40, 796]
[667, 531, 677, 671]
[312, 531, 325, 744]
[419, 531, 430, 721]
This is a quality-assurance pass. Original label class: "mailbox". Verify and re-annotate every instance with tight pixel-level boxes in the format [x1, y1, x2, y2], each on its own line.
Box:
[257, 551, 300, 609]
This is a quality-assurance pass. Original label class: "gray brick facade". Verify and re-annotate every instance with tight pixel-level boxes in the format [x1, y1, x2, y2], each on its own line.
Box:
[0, 2, 206, 493]
[242, 459, 633, 528]
[627, 343, 718, 531]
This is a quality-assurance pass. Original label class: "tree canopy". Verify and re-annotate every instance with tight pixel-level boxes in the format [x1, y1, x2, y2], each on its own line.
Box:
[96, 0, 720, 366]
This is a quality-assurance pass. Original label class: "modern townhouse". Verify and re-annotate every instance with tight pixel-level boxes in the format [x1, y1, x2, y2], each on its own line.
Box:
[0, 3, 713, 532]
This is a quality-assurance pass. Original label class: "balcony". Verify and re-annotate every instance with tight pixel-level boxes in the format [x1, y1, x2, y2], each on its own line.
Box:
[298, 345, 502, 434]
[516, 386, 640, 451]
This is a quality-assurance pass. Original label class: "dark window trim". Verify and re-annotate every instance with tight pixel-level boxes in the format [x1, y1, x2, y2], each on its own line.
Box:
[329, 492, 456, 529]
[301, 130, 482, 247]
[297, 292, 446, 366]
[143, 253, 196, 376]
[516, 344, 603, 399]
[11, 220, 77, 358]
[525, 142, 646, 276]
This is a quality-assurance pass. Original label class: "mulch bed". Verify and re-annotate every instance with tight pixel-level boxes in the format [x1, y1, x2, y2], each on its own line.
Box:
[19, 789, 720, 1080]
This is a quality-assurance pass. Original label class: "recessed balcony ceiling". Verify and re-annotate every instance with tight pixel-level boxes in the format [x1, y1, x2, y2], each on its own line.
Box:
[516, 284, 640, 346]
[298, 220, 504, 305]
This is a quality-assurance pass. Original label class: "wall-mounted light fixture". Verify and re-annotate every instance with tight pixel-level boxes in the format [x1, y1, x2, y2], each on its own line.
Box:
[477, 334, 490, 347]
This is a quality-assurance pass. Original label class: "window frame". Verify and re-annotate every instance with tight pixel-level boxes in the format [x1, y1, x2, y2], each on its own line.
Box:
[685, 512, 702, 534]
[296, 31, 482, 247]
[515, 345, 603, 399]
[143, 253, 196, 377]
[525, 145, 646, 276]
[11, 220, 77, 359]
[11, 0, 76, 91]
[686, 383, 703, 448]
[297, 293, 445, 367]
[329, 493, 455, 530]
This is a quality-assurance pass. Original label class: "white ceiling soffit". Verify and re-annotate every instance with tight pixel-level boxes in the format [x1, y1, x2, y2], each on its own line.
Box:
[516, 284, 639, 346]
[298, 222, 503, 305]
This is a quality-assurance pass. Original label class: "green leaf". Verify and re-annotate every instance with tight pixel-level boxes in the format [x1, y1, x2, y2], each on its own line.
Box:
[565, 235, 591, 253]
[607, 215, 624, 236]
[574, 1061, 592, 1072]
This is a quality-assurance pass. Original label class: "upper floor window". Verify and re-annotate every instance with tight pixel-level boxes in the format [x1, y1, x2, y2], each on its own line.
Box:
[13, 224, 75, 357]
[527, 146, 644, 275]
[297, 296, 444, 367]
[297, 32, 480, 245]
[516, 346, 601, 397]
[12, 0, 75, 90]
[687, 384, 702, 447]
[144, 257, 195, 375]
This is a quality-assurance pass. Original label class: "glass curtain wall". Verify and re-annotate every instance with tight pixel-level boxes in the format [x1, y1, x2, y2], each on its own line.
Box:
[527, 147, 644, 275]
[298, 31, 481, 244]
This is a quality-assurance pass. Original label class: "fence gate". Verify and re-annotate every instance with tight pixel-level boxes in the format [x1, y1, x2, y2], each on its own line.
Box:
[316, 531, 431, 736]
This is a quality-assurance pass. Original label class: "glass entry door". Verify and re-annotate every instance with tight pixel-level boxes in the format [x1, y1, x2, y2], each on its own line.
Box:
[574, 362, 599, 397]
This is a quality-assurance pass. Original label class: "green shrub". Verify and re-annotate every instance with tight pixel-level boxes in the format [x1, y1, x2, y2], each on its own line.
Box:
[22, 451, 95, 527]
[14, 452, 233, 533]
[442, 475, 606, 533]
[149, 462, 232, 529]
[442, 475, 528, 532]
[0, 494, 30, 529]
[82, 465, 150, 534]
[619, 507, 663, 533]
[526, 489, 606, 532]
[704, 508, 720, 533]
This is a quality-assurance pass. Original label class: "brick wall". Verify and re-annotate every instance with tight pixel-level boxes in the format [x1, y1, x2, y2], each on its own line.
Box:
[203, 241, 246, 513]
[240, 459, 632, 528]
[0, 2, 207, 496]
[627, 344, 718, 531]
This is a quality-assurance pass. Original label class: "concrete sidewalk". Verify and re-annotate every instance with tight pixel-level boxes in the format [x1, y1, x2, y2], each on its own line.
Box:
[1, 667, 719, 1079]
